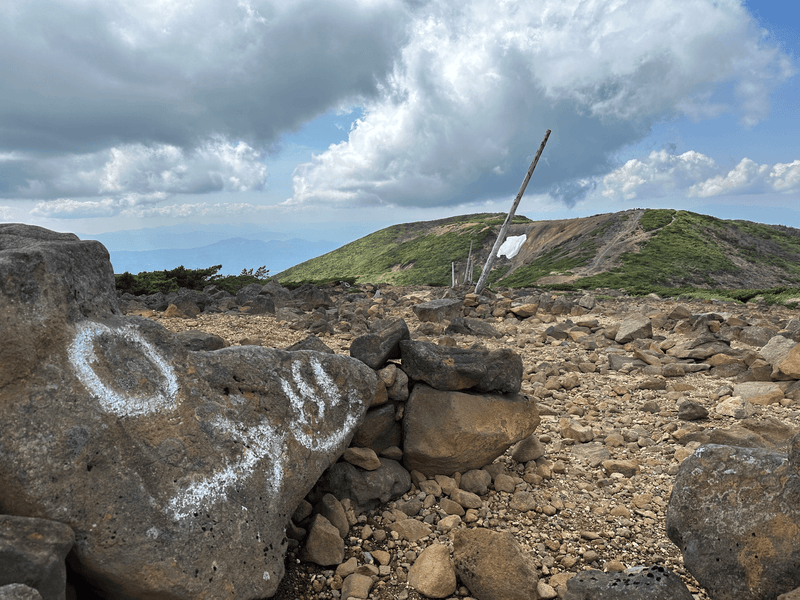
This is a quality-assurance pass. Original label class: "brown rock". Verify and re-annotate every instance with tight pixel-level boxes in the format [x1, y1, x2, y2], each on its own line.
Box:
[303, 515, 345, 566]
[390, 518, 433, 542]
[403, 384, 540, 476]
[615, 315, 652, 344]
[779, 344, 800, 379]
[453, 528, 538, 600]
[412, 298, 463, 323]
[316, 494, 349, 539]
[601, 460, 639, 477]
[408, 544, 457, 598]
[733, 381, 785, 405]
[340, 573, 373, 600]
[164, 303, 188, 318]
[343, 446, 382, 471]
[450, 489, 482, 509]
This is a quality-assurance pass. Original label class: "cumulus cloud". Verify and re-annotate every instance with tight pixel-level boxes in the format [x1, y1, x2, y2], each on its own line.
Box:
[5, 138, 268, 200]
[601, 150, 719, 200]
[290, 0, 793, 208]
[690, 158, 800, 197]
[30, 198, 289, 219]
[0, 206, 16, 221]
[1, 0, 408, 212]
[600, 151, 800, 200]
[2, 0, 795, 216]
[125, 202, 287, 218]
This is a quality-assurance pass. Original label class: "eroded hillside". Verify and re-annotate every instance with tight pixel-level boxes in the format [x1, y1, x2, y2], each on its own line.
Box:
[278, 209, 800, 292]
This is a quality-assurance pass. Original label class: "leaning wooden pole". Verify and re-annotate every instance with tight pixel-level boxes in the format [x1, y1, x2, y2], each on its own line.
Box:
[474, 129, 551, 296]
[464, 241, 473, 284]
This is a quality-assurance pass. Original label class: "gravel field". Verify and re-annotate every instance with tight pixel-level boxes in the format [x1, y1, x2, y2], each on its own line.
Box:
[147, 288, 800, 600]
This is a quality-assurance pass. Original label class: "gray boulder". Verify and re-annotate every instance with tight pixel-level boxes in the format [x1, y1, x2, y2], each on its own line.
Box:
[739, 325, 777, 347]
[563, 566, 693, 599]
[235, 282, 265, 305]
[0, 225, 377, 600]
[615, 315, 652, 344]
[0, 515, 74, 600]
[350, 318, 411, 369]
[284, 335, 335, 354]
[399, 340, 522, 394]
[412, 298, 463, 323]
[174, 330, 226, 351]
[666, 436, 800, 600]
[444, 317, 502, 338]
[291, 283, 332, 311]
[0, 586, 42, 600]
[247, 294, 276, 314]
[313, 458, 411, 513]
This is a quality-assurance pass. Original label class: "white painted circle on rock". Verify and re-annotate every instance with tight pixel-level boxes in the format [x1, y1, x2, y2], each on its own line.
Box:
[68, 321, 179, 417]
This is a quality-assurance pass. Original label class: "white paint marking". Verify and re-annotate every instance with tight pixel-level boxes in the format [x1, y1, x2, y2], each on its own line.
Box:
[68, 322, 178, 417]
[69, 322, 364, 522]
[167, 415, 286, 521]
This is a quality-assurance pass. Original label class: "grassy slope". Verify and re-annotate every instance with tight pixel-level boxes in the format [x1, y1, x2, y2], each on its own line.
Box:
[278, 209, 800, 304]
[277, 213, 532, 286]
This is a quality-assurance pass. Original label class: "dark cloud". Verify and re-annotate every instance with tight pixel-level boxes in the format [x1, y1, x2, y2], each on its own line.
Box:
[0, 0, 410, 154]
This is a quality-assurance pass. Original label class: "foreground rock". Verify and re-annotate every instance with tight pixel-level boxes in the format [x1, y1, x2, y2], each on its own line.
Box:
[0, 225, 377, 599]
[667, 436, 800, 600]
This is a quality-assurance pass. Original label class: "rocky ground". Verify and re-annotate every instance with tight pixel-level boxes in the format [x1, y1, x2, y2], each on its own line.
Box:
[144, 285, 800, 600]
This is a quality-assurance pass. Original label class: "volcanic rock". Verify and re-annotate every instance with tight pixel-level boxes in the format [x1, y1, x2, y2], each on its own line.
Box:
[313, 459, 411, 513]
[444, 317, 502, 338]
[0, 225, 376, 599]
[666, 437, 800, 600]
[174, 330, 226, 351]
[403, 384, 540, 476]
[412, 298, 463, 323]
[0, 515, 74, 600]
[349, 318, 411, 369]
[563, 565, 694, 599]
[399, 340, 523, 394]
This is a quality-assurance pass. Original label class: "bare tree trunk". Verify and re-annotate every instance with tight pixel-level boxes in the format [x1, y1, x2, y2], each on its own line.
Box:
[474, 130, 551, 296]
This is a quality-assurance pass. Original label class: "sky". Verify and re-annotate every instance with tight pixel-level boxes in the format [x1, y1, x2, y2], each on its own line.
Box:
[1, 0, 798, 265]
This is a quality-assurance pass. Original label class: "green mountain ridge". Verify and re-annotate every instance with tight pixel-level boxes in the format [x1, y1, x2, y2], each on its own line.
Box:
[277, 209, 800, 299]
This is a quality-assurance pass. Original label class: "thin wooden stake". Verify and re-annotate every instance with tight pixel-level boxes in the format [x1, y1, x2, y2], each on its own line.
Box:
[464, 241, 473, 285]
[451, 262, 455, 288]
[474, 129, 551, 295]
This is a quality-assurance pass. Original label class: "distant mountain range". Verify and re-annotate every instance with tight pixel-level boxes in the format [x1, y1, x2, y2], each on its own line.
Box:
[106, 237, 337, 275]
